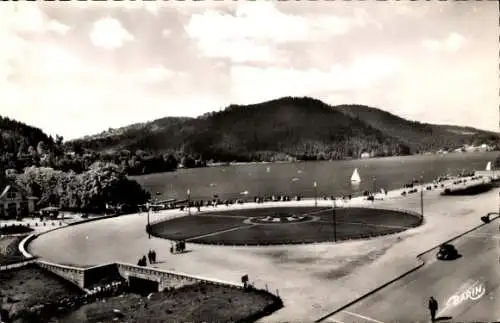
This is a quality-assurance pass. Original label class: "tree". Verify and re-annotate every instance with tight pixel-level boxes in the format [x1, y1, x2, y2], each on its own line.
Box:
[16, 163, 150, 213]
[494, 154, 500, 169]
[36, 141, 46, 155]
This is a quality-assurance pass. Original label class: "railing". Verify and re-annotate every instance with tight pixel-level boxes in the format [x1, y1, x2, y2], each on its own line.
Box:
[0, 257, 38, 271]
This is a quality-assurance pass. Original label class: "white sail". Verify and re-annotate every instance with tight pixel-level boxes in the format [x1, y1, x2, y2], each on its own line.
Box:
[486, 161, 492, 171]
[351, 168, 361, 183]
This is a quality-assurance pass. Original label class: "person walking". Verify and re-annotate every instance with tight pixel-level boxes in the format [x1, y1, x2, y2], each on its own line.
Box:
[428, 296, 438, 322]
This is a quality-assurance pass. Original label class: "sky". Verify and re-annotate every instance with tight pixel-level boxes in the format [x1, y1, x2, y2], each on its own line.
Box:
[0, 1, 498, 140]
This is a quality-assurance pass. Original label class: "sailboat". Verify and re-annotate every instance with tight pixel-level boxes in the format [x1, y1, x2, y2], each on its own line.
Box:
[486, 161, 492, 171]
[351, 168, 361, 184]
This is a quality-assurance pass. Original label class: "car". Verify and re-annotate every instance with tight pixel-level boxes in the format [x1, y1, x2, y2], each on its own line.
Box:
[437, 243, 459, 260]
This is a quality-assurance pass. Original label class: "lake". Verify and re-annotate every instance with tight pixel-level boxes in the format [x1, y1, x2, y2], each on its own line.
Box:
[132, 151, 499, 201]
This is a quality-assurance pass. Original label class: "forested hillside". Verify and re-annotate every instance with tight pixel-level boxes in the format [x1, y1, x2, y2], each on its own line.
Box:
[70, 96, 499, 164]
[0, 116, 177, 176]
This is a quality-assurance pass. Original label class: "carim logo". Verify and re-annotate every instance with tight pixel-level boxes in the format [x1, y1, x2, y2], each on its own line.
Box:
[446, 280, 486, 308]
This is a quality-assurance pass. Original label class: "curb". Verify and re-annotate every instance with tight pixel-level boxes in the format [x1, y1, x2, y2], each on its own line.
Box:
[19, 233, 37, 258]
[149, 206, 423, 247]
[314, 213, 500, 322]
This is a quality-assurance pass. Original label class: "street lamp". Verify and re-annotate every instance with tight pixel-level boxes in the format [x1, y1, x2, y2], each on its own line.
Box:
[420, 175, 424, 217]
[313, 181, 318, 207]
[332, 198, 337, 242]
[146, 201, 151, 239]
[187, 188, 191, 216]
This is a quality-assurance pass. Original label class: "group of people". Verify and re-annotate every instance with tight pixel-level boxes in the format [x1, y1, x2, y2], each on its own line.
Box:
[137, 249, 158, 266]
[170, 240, 186, 254]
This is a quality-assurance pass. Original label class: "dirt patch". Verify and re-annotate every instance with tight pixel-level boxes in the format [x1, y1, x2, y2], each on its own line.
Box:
[57, 283, 281, 323]
[0, 264, 83, 320]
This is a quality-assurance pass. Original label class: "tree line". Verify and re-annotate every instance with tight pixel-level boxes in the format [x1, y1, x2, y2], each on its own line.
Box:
[14, 162, 151, 213]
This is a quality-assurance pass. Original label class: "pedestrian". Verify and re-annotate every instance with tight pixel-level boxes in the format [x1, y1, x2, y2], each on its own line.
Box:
[152, 250, 156, 263]
[147, 250, 152, 263]
[428, 296, 438, 322]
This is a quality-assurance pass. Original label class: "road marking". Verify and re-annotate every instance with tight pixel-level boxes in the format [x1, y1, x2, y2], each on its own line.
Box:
[202, 214, 248, 219]
[186, 225, 253, 241]
[316, 221, 411, 230]
[343, 310, 385, 323]
[466, 232, 500, 240]
[326, 318, 345, 323]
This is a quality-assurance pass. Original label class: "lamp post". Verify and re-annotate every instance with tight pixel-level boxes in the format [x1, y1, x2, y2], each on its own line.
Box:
[146, 201, 151, 239]
[187, 188, 191, 216]
[420, 175, 424, 217]
[313, 181, 318, 207]
[332, 198, 337, 242]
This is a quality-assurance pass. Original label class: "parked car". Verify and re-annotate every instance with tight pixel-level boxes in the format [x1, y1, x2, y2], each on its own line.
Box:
[437, 243, 459, 260]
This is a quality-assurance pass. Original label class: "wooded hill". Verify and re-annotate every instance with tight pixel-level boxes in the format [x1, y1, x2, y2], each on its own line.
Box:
[71, 97, 499, 163]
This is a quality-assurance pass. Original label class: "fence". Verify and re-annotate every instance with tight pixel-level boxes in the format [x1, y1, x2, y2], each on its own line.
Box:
[0, 257, 38, 271]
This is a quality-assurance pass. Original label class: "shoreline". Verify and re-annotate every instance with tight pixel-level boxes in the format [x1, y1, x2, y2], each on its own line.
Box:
[135, 150, 498, 173]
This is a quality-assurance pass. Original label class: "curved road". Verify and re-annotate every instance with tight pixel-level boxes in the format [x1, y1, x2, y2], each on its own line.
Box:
[320, 218, 500, 323]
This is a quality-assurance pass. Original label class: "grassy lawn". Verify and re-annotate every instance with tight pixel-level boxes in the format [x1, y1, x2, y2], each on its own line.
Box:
[0, 224, 34, 235]
[0, 264, 84, 321]
[57, 283, 281, 323]
[159, 207, 421, 245]
[0, 236, 27, 265]
[150, 215, 252, 240]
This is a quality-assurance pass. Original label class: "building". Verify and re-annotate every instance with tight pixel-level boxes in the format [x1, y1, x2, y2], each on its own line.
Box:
[0, 172, 38, 219]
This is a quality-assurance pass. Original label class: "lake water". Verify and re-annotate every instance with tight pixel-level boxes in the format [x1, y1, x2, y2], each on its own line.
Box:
[133, 151, 498, 201]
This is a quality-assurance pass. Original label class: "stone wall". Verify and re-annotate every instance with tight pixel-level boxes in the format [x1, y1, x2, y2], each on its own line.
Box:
[36, 260, 86, 290]
[115, 262, 241, 292]
[31, 260, 241, 293]
[83, 262, 123, 289]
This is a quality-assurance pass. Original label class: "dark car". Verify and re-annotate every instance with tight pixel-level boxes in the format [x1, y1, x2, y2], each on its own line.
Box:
[437, 243, 459, 260]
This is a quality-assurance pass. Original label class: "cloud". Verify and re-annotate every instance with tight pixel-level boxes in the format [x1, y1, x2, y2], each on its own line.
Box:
[230, 56, 402, 102]
[2, 5, 71, 35]
[161, 29, 172, 38]
[422, 32, 467, 52]
[89, 17, 134, 50]
[185, 2, 370, 63]
[194, 38, 284, 63]
[137, 66, 175, 84]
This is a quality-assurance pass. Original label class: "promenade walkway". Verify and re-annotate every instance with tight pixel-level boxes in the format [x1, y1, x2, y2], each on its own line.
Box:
[27, 184, 499, 322]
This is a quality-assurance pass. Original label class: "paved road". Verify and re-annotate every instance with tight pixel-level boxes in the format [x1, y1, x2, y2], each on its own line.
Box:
[320, 218, 500, 323]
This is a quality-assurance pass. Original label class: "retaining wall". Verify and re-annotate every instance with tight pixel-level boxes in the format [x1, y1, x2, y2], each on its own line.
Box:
[0, 258, 38, 271]
[115, 262, 241, 291]
[36, 260, 87, 290]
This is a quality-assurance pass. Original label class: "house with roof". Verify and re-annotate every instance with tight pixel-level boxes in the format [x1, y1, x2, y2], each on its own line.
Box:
[0, 171, 38, 219]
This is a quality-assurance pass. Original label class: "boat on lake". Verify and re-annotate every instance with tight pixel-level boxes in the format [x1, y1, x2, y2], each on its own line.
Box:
[351, 168, 361, 184]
